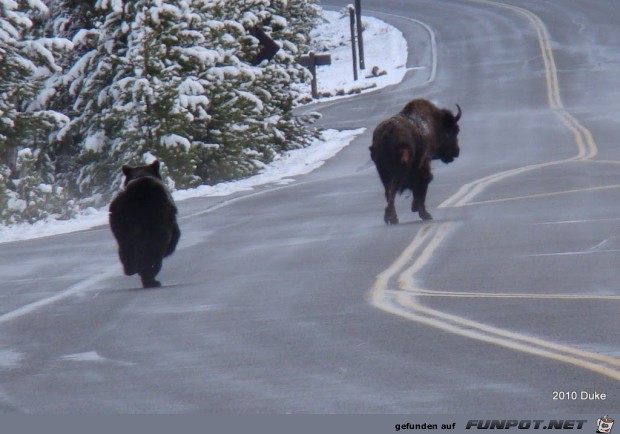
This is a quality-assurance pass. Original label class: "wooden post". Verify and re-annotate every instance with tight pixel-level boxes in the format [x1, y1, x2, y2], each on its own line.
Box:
[349, 6, 358, 81]
[308, 51, 317, 98]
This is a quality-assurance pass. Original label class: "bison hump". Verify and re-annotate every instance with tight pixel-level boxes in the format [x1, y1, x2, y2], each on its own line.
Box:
[401, 112, 431, 138]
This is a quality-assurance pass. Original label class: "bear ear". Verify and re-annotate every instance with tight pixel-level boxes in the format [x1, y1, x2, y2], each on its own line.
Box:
[122, 165, 132, 177]
[149, 160, 160, 174]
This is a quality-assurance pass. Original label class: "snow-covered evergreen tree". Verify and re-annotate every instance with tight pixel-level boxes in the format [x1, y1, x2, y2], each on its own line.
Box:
[3, 148, 75, 224]
[194, 0, 320, 184]
[0, 0, 72, 224]
[1, 0, 321, 223]
[42, 0, 98, 183]
[53, 0, 320, 201]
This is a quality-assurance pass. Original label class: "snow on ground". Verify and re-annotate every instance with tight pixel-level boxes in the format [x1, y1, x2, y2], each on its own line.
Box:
[173, 128, 365, 201]
[0, 10, 408, 244]
[302, 10, 408, 100]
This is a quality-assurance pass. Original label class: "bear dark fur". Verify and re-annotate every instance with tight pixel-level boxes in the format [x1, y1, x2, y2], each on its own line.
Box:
[109, 160, 180, 288]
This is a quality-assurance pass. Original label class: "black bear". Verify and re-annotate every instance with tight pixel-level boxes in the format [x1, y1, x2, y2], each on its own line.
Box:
[109, 160, 180, 288]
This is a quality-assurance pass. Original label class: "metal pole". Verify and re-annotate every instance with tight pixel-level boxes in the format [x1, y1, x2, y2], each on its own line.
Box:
[355, 0, 365, 70]
[349, 6, 358, 81]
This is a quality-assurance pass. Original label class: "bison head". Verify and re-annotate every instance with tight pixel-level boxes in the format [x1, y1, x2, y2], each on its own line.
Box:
[434, 104, 461, 163]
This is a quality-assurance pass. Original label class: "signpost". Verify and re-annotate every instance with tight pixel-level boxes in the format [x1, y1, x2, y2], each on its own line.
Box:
[298, 52, 332, 99]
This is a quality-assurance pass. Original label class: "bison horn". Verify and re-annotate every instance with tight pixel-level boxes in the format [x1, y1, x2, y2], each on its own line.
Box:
[454, 104, 462, 122]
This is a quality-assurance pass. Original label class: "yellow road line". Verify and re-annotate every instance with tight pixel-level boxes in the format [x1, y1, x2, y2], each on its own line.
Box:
[441, 0, 598, 210]
[370, 223, 620, 379]
[398, 222, 454, 289]
[396, 295, 620, 375]
[462, 183, 620, 207]
[368, 223, 435, 302]
[372, 291, 620, 380]
[413, 289, 620, 301]
[439, 160, 567, 208]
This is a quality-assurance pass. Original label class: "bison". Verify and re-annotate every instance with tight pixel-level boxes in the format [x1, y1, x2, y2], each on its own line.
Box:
[370, 98, 462, 224]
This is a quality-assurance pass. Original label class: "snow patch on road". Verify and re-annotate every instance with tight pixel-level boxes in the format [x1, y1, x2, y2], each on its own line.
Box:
[59, 351, 135, 366]
[0, 349, 23, 369]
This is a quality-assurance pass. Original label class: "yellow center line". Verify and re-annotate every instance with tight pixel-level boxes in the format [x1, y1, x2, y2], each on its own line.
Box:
[440, 0, 598, 210]
[463, 183, 620, 207]
[397, 294, 620, 373]
[371, 222, 620, 380]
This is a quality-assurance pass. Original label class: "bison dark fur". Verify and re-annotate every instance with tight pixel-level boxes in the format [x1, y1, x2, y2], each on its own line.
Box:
[370, 98, 461, 224]
[109, 160, 180, 288]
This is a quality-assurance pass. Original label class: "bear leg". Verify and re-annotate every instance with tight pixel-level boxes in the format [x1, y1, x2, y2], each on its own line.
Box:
[119, 243, 138, 276]
[164, 221, 181, 257]
[139, 259, 162, 288]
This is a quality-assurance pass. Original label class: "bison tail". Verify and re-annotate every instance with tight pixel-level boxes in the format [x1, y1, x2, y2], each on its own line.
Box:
[400, 148, 412, 164]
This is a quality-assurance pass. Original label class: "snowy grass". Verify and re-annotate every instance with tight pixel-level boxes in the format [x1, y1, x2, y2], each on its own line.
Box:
[0, 10, 408, 245]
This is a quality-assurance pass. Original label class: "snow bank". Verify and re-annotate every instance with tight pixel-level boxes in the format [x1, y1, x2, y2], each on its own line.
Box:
[297, 10, 408, 101]
[173, 128, 365, 201]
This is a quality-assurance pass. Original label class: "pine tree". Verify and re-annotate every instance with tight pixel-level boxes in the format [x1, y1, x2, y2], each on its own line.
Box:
[193, 0, 320, 184]
[4, 0, 322, 221]
[42, 0, 98, 184]
[61, 0, 219, 200]
[0, 0, 72, 223]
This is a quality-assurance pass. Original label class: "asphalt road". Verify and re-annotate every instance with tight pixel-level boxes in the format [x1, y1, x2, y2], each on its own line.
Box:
[0, 0, 618, 413]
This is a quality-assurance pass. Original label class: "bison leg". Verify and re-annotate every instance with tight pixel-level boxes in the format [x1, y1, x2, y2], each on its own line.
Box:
[384, 182, 399, 225]
[411, 165, 434, 221]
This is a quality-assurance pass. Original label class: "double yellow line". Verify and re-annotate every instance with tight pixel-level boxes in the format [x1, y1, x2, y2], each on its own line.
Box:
[440, 0, 598, 210]
[370, 221, 620, 381]
[370, 1, 620, 380]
